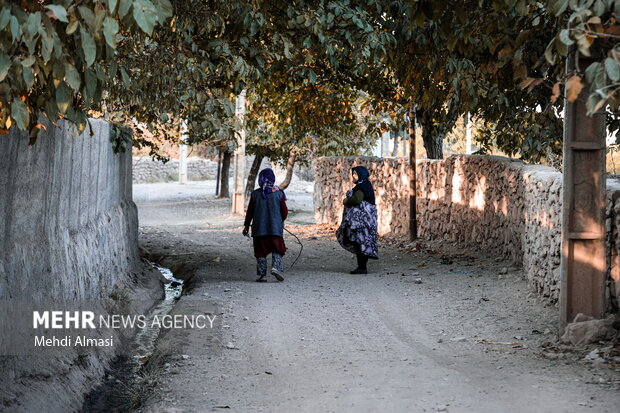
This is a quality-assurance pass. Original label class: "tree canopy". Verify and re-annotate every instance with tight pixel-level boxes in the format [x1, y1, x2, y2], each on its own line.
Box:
[3, 0, 620, 163]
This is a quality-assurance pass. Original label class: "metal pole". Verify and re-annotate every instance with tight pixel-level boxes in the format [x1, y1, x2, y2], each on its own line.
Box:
[232, 90, 246, 215]
[559, 48, 607, 333]
[408, 98, 417, 240]
[179, 121, 188, 184]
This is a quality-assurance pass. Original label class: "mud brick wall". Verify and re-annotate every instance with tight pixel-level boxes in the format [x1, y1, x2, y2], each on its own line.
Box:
[315, 155, 620, 308]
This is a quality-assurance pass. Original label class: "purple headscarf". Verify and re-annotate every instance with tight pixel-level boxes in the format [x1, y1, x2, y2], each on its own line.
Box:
[258, 168, 283, 199]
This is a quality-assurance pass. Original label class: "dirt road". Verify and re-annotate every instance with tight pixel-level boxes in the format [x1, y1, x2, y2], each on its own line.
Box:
[132, 181, 619, 413]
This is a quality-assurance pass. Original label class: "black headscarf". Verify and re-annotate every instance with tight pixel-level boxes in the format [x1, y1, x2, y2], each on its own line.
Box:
[351, 166, 375, 205]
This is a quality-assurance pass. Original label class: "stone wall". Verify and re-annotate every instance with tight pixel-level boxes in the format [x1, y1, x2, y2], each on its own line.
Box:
[0, 119, 138, 300]
[133, 156, 219, 183]
[314, 155, 620, 308]
[132, 156, 279, 184]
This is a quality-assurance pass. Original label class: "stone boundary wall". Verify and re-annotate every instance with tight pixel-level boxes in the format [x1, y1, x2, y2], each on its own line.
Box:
[315, 155, 620, 308]
[133, 156, 220, 183]
[0, 119, 138, 300]
[133, 156, 312, 184]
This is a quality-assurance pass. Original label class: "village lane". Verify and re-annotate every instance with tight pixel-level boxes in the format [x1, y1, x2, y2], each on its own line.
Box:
[132, 182, 620, 413]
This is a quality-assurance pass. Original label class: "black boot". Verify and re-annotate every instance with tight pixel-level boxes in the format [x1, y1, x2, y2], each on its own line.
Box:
[351, 251, 368, 274]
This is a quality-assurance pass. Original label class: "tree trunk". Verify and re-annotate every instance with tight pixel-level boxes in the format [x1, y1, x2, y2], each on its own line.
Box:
[391, 131, 399, 157]
[245, 155, 264, 199]
[217, 150, 231, 199]
[421, 126, 443, 159]
[215, 151, 222, 196]
[279, 152, 296, 190]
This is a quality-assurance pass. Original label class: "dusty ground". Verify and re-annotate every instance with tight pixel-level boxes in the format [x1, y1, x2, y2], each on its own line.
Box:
[130, 180, 619, 413]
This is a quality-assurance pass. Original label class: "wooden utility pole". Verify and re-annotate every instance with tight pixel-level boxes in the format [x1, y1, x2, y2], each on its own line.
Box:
[559, 48, 607, 332]
[232, 90, 246, 215]
[178, 121, 188, 184]
[408, 98, 417, 240]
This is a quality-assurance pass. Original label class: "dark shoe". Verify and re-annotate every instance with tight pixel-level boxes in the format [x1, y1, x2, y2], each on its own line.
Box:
[256, 275, 267, 282]
[271, 268, 284, 282]
[350, 268, 367, 274]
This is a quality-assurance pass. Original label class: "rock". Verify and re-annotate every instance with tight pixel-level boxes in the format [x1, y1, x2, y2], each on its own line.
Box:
[560, 314, 617, 346]
[413, 278, 423, 284]
[499, 267, 508, 275]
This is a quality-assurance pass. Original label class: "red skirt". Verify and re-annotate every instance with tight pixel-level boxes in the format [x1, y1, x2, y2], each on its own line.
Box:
[253, 236, 286, 258]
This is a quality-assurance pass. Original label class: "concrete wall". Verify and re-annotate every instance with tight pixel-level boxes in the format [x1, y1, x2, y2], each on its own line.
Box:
[314, 155, 620, 308]
[0, 119, 138, 300]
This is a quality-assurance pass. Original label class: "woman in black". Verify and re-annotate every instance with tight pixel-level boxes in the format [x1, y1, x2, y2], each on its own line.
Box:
[336, 166, 379, 274]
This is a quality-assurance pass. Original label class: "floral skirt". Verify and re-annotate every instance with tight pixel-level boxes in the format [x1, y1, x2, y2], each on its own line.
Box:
[336, 201, 379, 259]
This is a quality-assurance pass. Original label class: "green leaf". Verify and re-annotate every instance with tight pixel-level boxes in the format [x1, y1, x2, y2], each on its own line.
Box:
[22, 66, 34, 89]
[0, 51, 10, 81]
[605, 57, 620, 82]
[44, 99, 59, 120]
[133, 0, 159, 35]
[55, 82, 71, 114]
[103, 17, 119, 48]
[11, 99, 29, 130]
[554, 34, 568, 56]
[78, 6, 95, 30]
[0, 8, 10, 30]
[21, 56, 35, 67]
[559, 29, 574, 46]
[119, 0, 132, 19]
[85, 68, 97, 98]
[553, 0, 569, 16]
[108, 0, 118, 13]
[26, 12, 41, 37]
[120, 67, 130, 86]
[66, 20, 79, 35]
[41, 32, 53, 62]
[9, 15, 20, 40]
[592, 0, 605, 16]
[64, 63, 81, 90]
[44, 5, 68, 23]
[80, 27, 96, 67]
